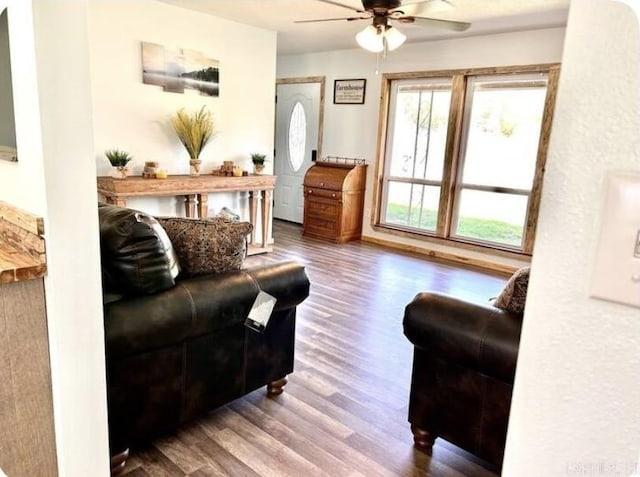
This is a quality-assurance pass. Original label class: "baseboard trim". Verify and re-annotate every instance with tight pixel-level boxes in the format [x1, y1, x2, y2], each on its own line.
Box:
[360, 235, 522, 275]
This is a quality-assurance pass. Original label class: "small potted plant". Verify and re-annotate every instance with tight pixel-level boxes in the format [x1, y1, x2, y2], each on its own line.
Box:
[171, 106, 215, 176]
[105, 148, 132, 179]
[250, 153, 267, 175]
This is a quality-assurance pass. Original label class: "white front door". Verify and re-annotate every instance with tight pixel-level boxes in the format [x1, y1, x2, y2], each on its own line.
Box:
[274, 82, 321, 223]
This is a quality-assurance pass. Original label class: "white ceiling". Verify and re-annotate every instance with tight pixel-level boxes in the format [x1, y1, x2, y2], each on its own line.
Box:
[158, 0, 570, 55]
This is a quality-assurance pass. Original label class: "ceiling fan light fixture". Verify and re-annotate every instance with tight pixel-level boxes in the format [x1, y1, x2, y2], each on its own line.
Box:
[383, 26, 406, 51]
[356, 25, 384, 52]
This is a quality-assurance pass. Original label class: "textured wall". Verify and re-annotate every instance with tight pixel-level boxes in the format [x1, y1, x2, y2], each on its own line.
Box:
[503, 1, 640, 475]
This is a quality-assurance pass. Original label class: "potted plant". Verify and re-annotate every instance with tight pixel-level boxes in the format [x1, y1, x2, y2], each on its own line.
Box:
[171, 105, 214, 176]
[105, 148, 132, 179]
[250, 153, 267, 175]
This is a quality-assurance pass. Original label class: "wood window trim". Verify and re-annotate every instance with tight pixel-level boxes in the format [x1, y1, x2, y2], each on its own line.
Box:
[382, 63, 560, 80]
[523, 65, 561, 252]
[371, 63, 560, 256]
[438, 74, 465, 237]
[371, 223, 532, 261]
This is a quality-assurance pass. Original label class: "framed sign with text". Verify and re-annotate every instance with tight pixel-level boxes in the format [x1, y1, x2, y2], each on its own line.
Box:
[333, 79, 366, 104]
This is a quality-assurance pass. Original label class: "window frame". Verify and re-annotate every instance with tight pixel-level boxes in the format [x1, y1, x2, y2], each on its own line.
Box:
[380, 77, 454, 233]
[371, 64, 560, 256]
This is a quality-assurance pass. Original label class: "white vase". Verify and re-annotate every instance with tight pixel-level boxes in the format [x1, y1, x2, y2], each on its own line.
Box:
[254, 163, 265, 175]
[111, 166, 128, 179]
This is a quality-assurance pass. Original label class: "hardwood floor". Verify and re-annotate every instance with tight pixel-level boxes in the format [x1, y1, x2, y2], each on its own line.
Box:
[121, 220, 508, 477]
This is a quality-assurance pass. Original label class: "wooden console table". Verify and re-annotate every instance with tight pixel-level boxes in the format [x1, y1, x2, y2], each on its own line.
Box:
[97, 174, 276, 255]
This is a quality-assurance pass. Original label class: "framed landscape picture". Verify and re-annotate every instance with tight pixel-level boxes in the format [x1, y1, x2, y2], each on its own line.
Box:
[333, 79, 366, 104]
[141, 41, 220, 97]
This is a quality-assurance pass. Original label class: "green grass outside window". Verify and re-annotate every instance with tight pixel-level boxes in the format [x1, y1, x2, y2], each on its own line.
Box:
[385, 203, 522, 246]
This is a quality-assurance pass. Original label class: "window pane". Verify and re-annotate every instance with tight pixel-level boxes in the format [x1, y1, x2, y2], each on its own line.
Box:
[288, 101, 306, 172]
[387, 79, 451, 181]
[453, 189, 528, 247]
[384, 181, 439, 232]
[460, 74, 548, 190]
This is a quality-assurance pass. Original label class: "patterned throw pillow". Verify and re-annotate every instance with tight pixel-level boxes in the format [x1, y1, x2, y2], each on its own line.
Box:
[156, 216, 253, 277]
[494, 267, 530, 315]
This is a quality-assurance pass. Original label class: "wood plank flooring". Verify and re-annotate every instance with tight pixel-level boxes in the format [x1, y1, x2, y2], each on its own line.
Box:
[121, 221, 508, 477]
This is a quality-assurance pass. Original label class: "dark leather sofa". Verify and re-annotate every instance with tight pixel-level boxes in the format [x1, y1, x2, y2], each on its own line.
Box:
[98, 204, 310, 475]
[403, 291, 522, 469]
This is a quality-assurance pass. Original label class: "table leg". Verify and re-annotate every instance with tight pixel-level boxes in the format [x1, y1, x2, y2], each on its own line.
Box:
[197, 193, 209, 218]
[261, 190, 272, 248]
[184, 195, 197, 218]
[248, 191, 258, 245]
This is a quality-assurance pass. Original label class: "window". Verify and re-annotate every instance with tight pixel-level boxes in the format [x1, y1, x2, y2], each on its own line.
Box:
[288, 101, 306, 172]
[375, 65, 559, 255]
[382, 78, 452, 233]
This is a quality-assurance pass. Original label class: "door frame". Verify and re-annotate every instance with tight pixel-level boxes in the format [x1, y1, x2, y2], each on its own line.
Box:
[275, 76, 326, 162]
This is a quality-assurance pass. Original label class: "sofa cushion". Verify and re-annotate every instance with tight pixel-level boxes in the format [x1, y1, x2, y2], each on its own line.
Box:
[98, 204, 180, 295]
[157, 216, 252, 278]
[494, 267, 530, 315]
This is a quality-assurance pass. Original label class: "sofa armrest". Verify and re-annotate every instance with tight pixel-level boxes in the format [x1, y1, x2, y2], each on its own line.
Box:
[105, 261, 310, 359]
[246, 261, 310, 311]
[403, 292, 522, 383]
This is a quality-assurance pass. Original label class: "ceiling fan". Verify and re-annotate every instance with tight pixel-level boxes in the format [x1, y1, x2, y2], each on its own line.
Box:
[296, 0, 471, 53]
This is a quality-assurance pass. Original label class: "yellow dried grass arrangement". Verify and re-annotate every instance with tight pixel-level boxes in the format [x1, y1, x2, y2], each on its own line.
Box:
[171, 105, 214, 160]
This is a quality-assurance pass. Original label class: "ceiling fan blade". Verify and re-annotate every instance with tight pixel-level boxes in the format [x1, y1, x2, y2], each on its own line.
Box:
[295, 16, 370, 24]
[397, 15, 471, 31]
[401, 0, 454, 6]
[316, 0, 365, 13]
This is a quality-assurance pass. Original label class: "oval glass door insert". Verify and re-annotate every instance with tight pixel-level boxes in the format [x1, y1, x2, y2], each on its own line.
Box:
[288, 101, 306, 172]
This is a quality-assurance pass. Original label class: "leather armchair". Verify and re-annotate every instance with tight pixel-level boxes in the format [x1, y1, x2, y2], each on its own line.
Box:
[403, 291, 522, 469]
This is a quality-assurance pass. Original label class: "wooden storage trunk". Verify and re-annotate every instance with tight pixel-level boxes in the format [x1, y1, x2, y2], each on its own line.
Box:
[302, 162, 367, 243]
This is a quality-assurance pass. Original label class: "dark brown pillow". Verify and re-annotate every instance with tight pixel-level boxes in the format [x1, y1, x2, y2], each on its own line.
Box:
[494, 267, 530, 314]
[156, 216, 252, 277]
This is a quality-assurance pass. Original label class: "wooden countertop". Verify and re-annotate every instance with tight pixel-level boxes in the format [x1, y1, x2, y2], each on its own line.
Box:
[0, 244, 46, 284]
[0, 202, 47, 284]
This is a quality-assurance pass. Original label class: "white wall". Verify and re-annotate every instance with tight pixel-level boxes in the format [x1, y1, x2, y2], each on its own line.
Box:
[0, 9, 16, 148]
[277, 28, 566, 269]
[88, 0, 277, 224]
[503, 1, 640, 475]
[0, 0, 110, 476]
[31, 1, 111, 475]
[0, 0, 47, 215]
